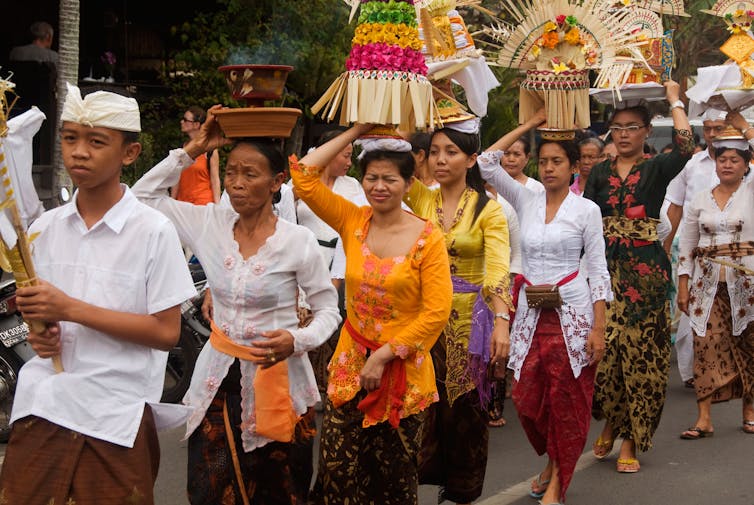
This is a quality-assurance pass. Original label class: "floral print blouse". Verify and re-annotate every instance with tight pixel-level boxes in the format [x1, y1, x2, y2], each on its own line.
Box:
[678, 180, 754, 336]
[132, 149, 341, 452]
[290, 157, 453, 427]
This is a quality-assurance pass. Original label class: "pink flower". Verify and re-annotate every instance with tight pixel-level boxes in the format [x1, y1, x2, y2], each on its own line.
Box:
[252, 263, 265, 275]
[338, 352, 348, 365]
[608, 176, 622, 188]
[633, 263, 652, 276]
[224, 255, 235, 270]
[394, 344, 409, 359]
[244, 324, 256, 339]
[394, 256, 406, 264]
[626, 173, 641, 185]
[380, 262, 393, 275]
[205, 376, 221, 390]
[625, 286, 643, 303]
[221, 322, 230, 334]
[415, 354, 425, 367]
[556, 14, 567, 25]
[417, 239, 426, 248]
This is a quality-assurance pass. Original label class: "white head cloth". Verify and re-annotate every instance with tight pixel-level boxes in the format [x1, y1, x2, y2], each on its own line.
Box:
[442, 117, 480, 134]
[355, 137, 412, 160]
[61, 82, 141, 132]
[700, 108, 727, 122]
[713, 138, 750, 151]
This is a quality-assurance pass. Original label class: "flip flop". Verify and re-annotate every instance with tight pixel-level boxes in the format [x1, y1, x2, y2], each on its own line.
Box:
[743, 421, 754, 434]
[528, 473, 550, 499]
[616, 457, 640, 473]
[488, 417, 507, 427]
[592, 435, 614, 460]
[680, 427, 714, 440]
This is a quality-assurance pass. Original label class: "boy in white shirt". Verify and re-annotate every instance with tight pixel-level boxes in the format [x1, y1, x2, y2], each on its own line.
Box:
[0, 84, 196, 505]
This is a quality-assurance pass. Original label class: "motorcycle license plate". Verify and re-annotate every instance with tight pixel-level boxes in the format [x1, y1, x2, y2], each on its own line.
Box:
[0, 315, 29, 348]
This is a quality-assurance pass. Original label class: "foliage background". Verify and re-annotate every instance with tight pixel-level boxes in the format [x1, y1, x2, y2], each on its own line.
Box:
[125, 0, 730, 185]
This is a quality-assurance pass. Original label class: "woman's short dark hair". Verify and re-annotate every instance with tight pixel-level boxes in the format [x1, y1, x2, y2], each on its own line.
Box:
[316, 129, 345, 147]
[714, 146, 753, 164]
[358, 150, 415, 182]
[609, 105, 651, 127]
[409, 132, 432, 154]
[186, 106, 207, 124]
[514, 135, 532, 155]
[537, 139, 581, 167]
[232, 138, 287, 204]
[431, 128, 490, 224]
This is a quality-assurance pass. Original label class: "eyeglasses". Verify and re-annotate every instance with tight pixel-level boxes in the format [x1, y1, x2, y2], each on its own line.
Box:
[703, 125, 726, 133]
[608, 124, 646, 134]
[180, 116, 198, 123]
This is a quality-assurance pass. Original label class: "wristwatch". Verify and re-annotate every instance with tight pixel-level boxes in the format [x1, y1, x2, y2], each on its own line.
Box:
[670, 99, 685, 110]
[494, 312, 511, 321]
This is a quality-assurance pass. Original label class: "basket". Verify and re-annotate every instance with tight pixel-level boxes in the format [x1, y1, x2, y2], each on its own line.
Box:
[520, 69, 590, 130]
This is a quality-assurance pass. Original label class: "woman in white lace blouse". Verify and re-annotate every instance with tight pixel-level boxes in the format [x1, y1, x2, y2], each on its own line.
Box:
[132, 107, 341, 504]
[479, 127, 612, 505]
[677, 116, 754, 439]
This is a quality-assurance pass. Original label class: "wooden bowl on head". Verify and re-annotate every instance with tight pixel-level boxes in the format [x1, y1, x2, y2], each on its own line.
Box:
[212, 107, 302, 138]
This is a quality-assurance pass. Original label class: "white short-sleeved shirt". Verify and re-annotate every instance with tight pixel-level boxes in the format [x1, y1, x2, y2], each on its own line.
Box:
[11, 187, 197, 447]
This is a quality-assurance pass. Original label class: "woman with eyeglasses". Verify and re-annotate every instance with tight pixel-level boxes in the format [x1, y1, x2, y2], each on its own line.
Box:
[584, 81, 695, 473]
[174, 106, 221, 205]
[571, 137, 605, 196]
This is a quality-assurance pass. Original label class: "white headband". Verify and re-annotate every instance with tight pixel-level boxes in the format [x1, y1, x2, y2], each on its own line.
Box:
[713, 138, 750, 150]
[355, 137, 412, 160]
[442, 117, 480, 134]
[700, 108, 727, 122]
[61, 82, 141, 132]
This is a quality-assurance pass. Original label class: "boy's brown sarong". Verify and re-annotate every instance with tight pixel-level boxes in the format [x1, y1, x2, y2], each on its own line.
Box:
[0, 406, 160, 505]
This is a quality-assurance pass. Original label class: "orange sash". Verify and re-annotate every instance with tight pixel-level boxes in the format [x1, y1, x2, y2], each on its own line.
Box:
[209, 321, 298, 443]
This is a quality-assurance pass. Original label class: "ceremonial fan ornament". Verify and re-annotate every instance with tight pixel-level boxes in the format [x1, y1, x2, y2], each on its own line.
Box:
[482, 0, 639, 137]
[0, 75, 63, 373]
[312, 0, 438, 130]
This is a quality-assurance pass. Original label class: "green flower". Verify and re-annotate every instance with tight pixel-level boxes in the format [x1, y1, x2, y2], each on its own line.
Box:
[565, 15, 578, 26]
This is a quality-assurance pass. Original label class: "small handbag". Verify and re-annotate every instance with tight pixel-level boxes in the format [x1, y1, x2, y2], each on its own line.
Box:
[524, 284, 563, 309]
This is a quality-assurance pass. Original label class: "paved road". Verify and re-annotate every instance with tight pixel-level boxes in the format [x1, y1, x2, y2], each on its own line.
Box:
[3, 353, 753, 504]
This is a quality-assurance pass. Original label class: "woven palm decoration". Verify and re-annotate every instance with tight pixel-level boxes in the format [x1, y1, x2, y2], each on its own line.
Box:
[701, 0, 754, 85]
[312, 0, 437, 130]
[0, 75, 62, 372]
[482, 0, 637, 134]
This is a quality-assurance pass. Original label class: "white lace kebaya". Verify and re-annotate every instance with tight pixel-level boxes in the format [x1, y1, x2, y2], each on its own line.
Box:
[478, 151, 613, 379]
[132, 149, 341, 452]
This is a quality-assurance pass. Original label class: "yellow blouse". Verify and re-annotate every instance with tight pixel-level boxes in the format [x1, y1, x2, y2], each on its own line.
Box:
[290, 157, 453, 427]
[405, 180, 511, 403]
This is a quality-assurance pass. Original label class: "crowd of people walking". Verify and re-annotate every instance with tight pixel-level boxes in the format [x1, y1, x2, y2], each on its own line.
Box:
[0, 76, 753, 505]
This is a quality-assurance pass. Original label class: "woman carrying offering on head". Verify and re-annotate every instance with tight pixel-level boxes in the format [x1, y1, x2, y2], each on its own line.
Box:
[677, 113, 754, 439]
[479, 111, 611, 504]
[132, 106, 342, 504]
[292, 124, 453, 505]
[584, 81, 695, 473]
[403, 120, 511, 505]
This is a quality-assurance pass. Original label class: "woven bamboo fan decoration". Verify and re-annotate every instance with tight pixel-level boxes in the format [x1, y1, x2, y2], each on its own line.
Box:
[482, 0, 637, 138]
[0, 76, 63, 373]
[312, 0, 438, 130]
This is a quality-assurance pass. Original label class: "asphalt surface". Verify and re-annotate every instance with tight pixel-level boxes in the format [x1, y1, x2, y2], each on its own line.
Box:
[2, 352, 753, 505]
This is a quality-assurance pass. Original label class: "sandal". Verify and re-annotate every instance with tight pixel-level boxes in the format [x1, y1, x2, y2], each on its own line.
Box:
[592, 435, 614, 460]
[528, 473, 550, 499]
[616, 457, 640, 473]
[743, 420, 754, 434]
[488, 417, 507, 427]
[680, 427, 714, 440]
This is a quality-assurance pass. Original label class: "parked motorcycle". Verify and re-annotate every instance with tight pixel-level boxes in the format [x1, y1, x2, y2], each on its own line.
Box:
[0, 271, 35, 443]
[161, 262, 210, 403]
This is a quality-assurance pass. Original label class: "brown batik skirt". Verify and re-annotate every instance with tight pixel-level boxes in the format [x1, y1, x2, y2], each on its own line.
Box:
[309, 393, 424, 505]
[0, 406, 160, 505]
[694, 284, 754, 403]
[187, 391, 316, 505]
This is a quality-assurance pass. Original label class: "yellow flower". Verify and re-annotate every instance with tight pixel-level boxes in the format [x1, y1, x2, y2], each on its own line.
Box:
[622, 0, 631, 5]
[531, 45, 541, 57]
[552, 61, 568, 74]
[564, 28, 581, 45]
[735, 9, 745, 17]
[543, 21, 558, 33]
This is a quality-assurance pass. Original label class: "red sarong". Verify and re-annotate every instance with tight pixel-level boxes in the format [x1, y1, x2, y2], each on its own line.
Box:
[344, 319, 407, 428]
[511, 310, 595, 503]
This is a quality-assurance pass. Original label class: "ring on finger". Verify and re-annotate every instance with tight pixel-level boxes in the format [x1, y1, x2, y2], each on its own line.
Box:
[267, 349, 276, 362]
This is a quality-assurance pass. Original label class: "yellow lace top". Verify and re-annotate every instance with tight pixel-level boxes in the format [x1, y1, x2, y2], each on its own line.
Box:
[290, 157, 453, 427]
